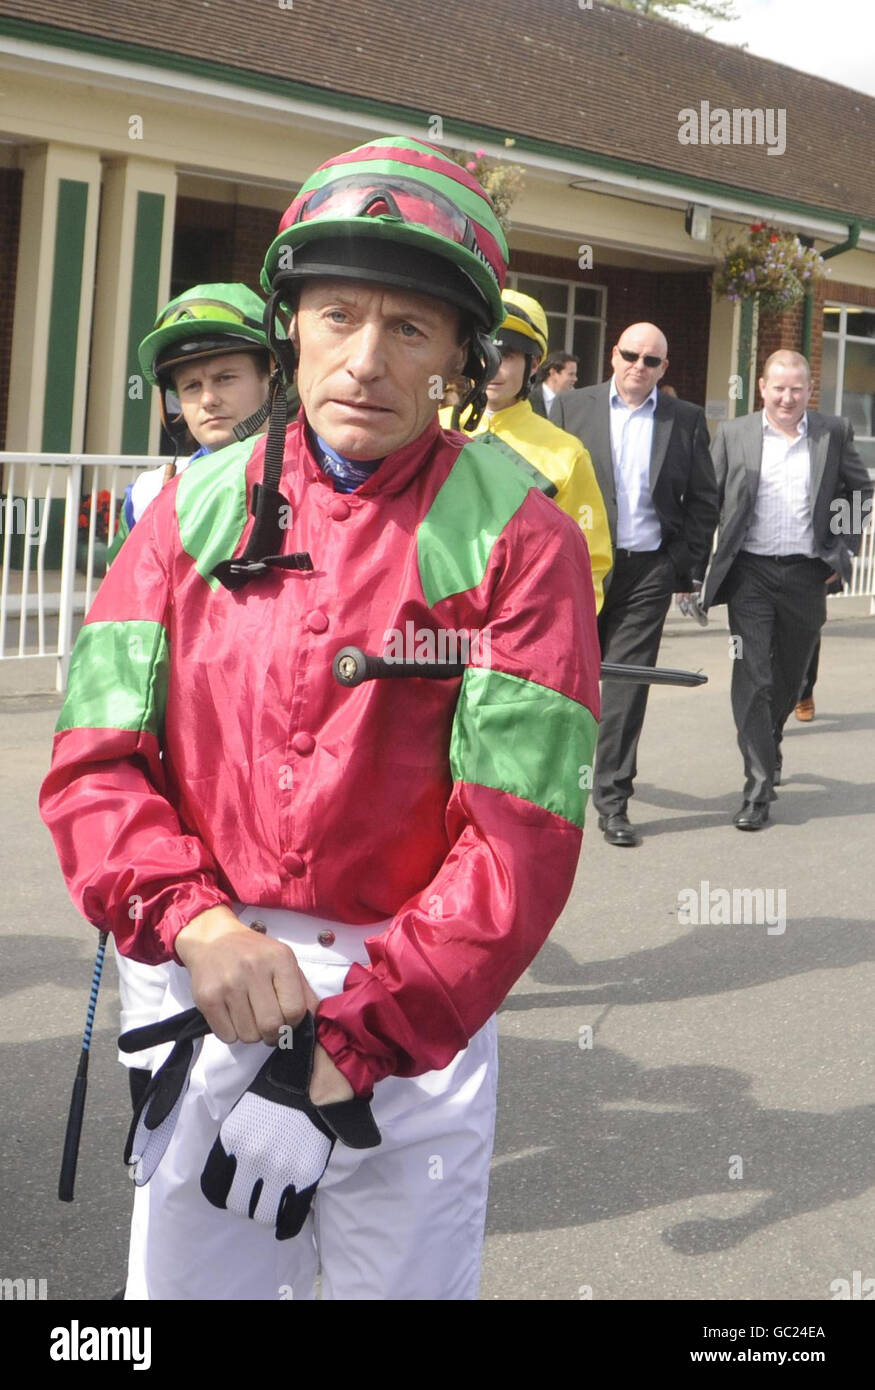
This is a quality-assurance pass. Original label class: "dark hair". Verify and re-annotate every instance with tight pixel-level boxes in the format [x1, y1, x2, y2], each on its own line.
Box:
[537, 351, 578, 384]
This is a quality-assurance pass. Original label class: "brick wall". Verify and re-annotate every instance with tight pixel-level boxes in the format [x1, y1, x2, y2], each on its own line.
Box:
[171, 197, 280, 299]
[510, 248, 712, 405]
[0, 168, 23, 448]
[753, 274, 875, 408]
[230, 203, 281, 288]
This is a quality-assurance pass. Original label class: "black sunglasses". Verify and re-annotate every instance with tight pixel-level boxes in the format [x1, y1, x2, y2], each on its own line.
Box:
[617, 348, 663, 368]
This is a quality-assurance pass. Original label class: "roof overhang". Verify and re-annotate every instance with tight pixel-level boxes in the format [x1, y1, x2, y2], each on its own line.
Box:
[2, 23, 874, 252]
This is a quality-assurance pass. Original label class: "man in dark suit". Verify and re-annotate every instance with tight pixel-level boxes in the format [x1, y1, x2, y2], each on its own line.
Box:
[531, 351, 578, 419]
[554, 323, 719, 845]
[702, 350, 872, 829]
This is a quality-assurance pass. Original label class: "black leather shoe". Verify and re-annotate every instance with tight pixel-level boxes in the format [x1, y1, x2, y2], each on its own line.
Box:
[733, 801, 770, 830]
[597, 813, 641, 846]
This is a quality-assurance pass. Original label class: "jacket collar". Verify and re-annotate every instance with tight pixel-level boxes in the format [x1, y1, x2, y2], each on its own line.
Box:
[294, 410, 443, 498]
[482, 398, 533, 432]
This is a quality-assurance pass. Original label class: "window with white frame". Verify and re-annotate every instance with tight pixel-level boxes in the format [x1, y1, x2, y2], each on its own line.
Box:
[821, 303, 875, 472]
[508, 274, 607, 387]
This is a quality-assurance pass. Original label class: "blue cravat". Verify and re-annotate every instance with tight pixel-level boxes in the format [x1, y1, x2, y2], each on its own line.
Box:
[312, 430, 384, 493]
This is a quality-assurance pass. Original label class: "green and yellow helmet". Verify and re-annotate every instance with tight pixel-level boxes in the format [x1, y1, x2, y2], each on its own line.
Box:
[138, 283, 274, 440]
[138, 283, 270, 388]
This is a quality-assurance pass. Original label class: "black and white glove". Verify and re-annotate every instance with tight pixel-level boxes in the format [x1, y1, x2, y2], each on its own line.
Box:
[200, 1012, 380, 1240]
[120, 1006, 211, 1185]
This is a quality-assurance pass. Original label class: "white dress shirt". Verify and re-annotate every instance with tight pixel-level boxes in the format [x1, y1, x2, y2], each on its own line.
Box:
[609, 379, 662, 550]
[743, 412, 816, 557]
[541, 381, 556, 414]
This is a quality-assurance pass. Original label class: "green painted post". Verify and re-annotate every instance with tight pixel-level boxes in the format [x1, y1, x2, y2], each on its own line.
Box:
[734, 297, 755, 417]
[122, 191, 165, 454]
[42, 179, 88, 452]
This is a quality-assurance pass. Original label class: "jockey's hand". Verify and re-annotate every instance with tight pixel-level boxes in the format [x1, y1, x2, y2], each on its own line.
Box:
[175, 905, 320, 1047]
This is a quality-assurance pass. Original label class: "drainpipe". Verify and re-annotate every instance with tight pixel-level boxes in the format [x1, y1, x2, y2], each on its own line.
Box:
[802, 220, 861, 361]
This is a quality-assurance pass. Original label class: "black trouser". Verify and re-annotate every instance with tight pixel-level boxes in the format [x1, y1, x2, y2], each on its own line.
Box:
[593, 549, 675, 815]
[725, 552, 828, 803]
[798, 637, 820, 702]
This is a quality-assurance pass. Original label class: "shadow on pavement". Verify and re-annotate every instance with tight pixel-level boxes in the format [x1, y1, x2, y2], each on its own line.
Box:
[629, 769, 873, 834]
[508, 919, 875, 1007]
[489, 1032, 875, 1256]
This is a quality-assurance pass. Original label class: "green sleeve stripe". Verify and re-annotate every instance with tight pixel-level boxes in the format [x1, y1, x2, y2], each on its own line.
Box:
[56, 620, 169, 734]
[417, 440, 532, 607]
[175, 438, 255, 589]
[449, 666, 598, 829]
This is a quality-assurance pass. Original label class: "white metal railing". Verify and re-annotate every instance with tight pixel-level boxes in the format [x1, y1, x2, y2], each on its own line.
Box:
[846, 511, 875, 609]
[1, 453, 873, 692]
[0, 453, 170, 690]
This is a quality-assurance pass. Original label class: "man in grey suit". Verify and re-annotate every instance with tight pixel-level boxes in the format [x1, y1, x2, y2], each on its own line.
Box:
[554, 322, 719, 845]
[702, 350, 873, 829]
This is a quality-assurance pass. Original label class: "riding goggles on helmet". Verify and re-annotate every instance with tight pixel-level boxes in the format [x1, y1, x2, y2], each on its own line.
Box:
[154, 299, 264, 334]
[290, 174, 482, 255]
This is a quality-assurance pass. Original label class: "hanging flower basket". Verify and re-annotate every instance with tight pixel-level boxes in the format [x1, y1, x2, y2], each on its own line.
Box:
[714, 223, 825, 317]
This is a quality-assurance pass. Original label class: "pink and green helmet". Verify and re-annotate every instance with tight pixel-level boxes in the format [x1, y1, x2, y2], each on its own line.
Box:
[261, 137, 508, 332]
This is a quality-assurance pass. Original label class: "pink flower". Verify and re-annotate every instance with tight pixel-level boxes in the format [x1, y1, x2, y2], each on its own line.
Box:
[466, 160, 477, 171]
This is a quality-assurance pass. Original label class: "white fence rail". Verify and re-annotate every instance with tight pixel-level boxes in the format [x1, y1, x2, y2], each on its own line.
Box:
[1, 453, 873, 694]
[0, 453, 170, 691]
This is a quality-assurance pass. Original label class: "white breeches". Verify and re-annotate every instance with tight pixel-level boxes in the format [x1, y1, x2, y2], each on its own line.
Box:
[124, 904, 498, 1301]
[114, 947, 173, 1072]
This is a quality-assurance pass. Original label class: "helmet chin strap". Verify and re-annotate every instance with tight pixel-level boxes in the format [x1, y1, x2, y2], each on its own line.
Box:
[232, 360, 278, 441]
[457, 331, 501, 431]
[211, 288, 314, 590]
[516, 354, 536, 402]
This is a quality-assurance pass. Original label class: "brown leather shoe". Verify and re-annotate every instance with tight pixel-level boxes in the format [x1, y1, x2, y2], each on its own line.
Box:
[795, 698, 814, 722]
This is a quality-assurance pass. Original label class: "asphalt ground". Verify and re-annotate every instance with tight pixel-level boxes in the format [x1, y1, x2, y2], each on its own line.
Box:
[1, 605, 873, 1303]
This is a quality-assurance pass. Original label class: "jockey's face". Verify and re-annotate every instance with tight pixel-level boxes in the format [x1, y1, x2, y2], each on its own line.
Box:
[295, 279, 468, 459]
[173, 353, 269, 451]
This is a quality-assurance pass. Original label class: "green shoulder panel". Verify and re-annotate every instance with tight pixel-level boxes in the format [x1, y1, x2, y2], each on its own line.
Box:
[474, 430, 558, 498]
[418, 437, 547, 608]
[175, 436, 258, 589]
